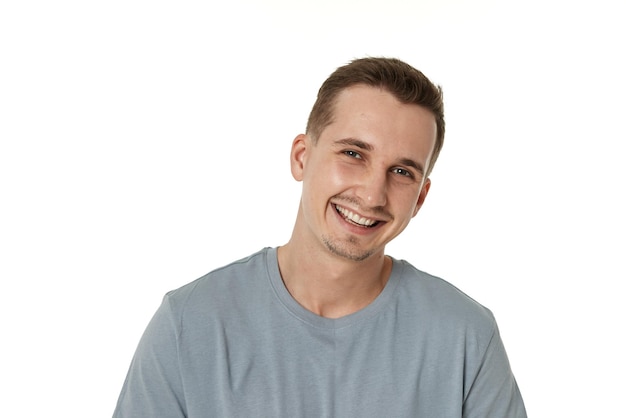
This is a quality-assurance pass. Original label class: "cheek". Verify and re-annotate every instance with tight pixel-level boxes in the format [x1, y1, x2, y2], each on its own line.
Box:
[301, 164, 333, 210]
[393, 187, 422, 218]
[305, 160, 354, 194]
[328, 164, 356, 188]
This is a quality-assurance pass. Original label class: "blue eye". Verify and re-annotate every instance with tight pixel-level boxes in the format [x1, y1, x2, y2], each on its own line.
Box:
[392, 167, 413, 178]
[344, 150, 362, 159]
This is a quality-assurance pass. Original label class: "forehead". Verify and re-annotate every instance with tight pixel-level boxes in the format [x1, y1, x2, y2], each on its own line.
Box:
[323, 84, 437, 158]
[331, 84, 435, 126]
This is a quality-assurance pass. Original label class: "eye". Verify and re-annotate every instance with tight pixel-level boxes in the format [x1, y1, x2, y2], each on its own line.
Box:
[343, 150, 362, 159]
[391, 167, 414, 178]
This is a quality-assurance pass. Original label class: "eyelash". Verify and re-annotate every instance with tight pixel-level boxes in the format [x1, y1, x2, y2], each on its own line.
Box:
[343, 150, 362, 159]
[392, 168, 414, 178]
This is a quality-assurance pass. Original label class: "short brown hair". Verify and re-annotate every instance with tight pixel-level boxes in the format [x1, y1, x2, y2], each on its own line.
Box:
[306, 57, 445, 176]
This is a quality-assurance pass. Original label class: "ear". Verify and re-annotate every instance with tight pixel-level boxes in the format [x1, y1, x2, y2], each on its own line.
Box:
[412, 178, 431, 218]
[290, 134, 309, 181]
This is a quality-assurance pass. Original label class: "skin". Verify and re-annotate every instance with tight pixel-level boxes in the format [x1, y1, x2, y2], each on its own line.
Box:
[277, 84, 437, 319]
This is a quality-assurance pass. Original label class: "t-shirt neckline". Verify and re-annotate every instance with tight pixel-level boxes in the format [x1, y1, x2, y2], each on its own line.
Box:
[264, 247, 404, 330]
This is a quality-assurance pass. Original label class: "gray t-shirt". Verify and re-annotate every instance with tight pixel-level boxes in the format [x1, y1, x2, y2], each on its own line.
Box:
[114, 247, 526, 417]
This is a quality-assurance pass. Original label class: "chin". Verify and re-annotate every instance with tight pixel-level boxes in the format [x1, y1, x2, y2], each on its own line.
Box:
[322, 236, 376, 262]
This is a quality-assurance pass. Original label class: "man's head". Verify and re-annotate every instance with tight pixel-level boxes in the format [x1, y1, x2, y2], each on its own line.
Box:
[290, 59, 439, 262]
[306, 57, 445, 177]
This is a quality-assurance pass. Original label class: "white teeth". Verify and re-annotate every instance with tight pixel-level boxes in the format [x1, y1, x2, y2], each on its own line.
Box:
[335, 205, 376, 227]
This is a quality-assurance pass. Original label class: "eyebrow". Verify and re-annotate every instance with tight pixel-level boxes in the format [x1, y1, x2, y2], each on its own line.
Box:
[333, 137, 425, 175]
[333, 138, 373, 151]
[398, 158, 425, 176]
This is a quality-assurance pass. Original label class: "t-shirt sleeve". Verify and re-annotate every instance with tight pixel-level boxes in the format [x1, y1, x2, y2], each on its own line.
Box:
[113, 294, 186, 418]
[462, 323, 527, 418]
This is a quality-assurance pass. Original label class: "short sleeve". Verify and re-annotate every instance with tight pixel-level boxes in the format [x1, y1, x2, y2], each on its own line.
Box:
[113, 294, 186, 418]
[462, 324, 527, 418]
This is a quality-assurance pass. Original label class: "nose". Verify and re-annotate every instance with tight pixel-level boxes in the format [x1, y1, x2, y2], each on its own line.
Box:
[359, 169, 387, 208]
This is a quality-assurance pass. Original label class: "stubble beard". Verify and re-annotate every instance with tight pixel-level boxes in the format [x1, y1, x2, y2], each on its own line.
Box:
[321, 234, 375, 262]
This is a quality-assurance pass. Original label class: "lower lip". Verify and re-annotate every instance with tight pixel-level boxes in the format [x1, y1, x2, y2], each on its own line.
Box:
[332, 204, 382, 235]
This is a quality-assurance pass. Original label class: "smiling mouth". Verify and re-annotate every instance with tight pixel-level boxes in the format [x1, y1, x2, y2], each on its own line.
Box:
[334, 204, 380, 228]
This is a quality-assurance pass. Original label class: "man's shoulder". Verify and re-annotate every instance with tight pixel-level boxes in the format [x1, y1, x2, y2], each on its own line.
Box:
[162, 247, 273, 313]
[393, 258, 496, 328]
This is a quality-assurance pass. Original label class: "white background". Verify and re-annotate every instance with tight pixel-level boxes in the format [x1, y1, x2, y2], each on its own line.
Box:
[1, 0, 624, 416]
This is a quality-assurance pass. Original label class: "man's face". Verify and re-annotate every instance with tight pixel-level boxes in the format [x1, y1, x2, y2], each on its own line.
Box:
[290, 84, 437, 262]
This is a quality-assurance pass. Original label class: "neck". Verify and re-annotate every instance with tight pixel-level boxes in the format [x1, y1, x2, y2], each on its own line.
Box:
[276, 242, 392, 319]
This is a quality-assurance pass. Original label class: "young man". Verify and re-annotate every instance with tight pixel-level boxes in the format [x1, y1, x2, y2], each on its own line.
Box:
[114, 57, 527, 417]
